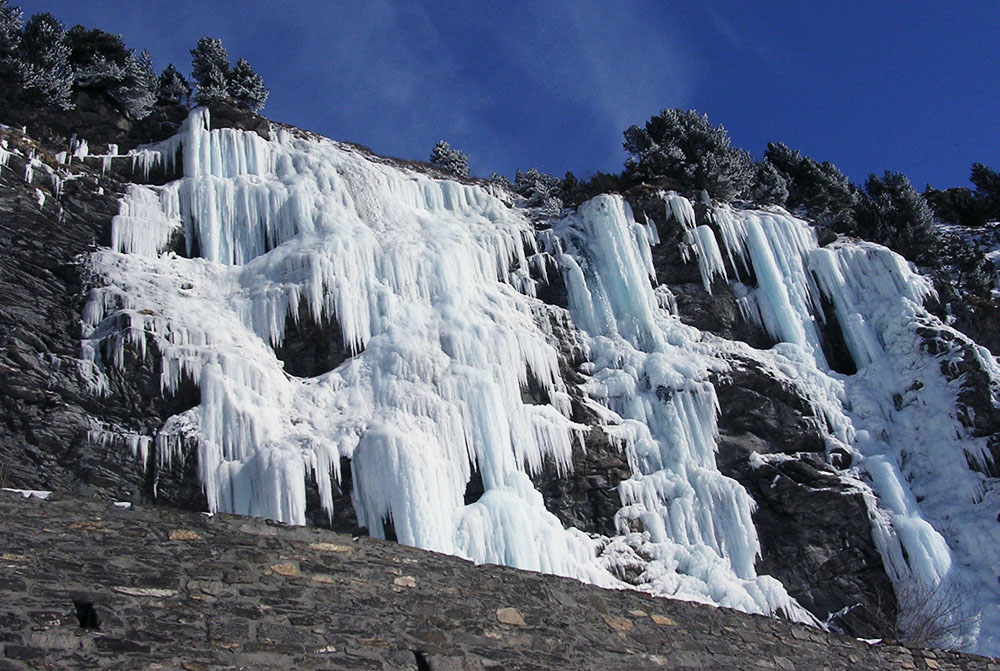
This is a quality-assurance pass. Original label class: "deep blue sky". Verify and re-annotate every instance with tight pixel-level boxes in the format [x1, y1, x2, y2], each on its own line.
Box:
[16, 1, 1000, 190]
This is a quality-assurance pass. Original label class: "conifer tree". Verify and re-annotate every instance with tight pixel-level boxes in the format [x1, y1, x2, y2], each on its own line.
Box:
[65, 25, 128, 89]
[623, 109, 753, 201]
[429, 140, 470, 177]
[969, 163, 1000, 205]
[157, 63, 191, 106]
[17, 12, 73, 109]
[764, 142, 857, 230]
[0, 0, 22, 76]
[190, 36, 229, 105]
[113, 48, 156, 119]
[514, 167, 563, 212]
[855, 171, 938, 263]
[488, 172, 511, 189]
[751, 160, 789, 206]
[227, 57, 268, 112]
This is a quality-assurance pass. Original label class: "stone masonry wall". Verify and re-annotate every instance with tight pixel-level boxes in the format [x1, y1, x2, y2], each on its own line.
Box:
[1, 490, 996, 671]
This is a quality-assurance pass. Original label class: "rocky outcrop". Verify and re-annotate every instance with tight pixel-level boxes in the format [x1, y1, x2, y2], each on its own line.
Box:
[0, 122, 198, 508]
[5, 490, 997, 671]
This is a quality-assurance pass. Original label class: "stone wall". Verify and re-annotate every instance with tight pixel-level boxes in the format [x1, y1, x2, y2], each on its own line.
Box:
[1, 490, 995, 671]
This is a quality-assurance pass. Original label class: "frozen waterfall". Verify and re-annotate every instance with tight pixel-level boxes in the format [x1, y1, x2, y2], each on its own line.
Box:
[82, 109, 1000, 654]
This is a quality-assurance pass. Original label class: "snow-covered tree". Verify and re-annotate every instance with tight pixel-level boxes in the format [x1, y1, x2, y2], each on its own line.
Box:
[190, 36, 229, 105]
[623, 109, 753, 201]
[429, 140, 470, 177]
[227, 57, 268, 112]
[764, 142, 857, 231]
[0, 0, 22, 70]
[65, 25, 127, 89]
[855, 171, 938, 263]
[969, 162, 1000, 206]
[112, 48, 156, 119]
[514, 167, 562, 212]
[157, 63, 190, 106]
[17, 12, 73, 109]
[488, 172, 511, 189]
[751, 160, 789, 206]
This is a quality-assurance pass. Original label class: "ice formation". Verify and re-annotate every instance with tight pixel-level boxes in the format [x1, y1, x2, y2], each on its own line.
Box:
[663, 193, 1000, 653]
[82, 109, 1000, 654]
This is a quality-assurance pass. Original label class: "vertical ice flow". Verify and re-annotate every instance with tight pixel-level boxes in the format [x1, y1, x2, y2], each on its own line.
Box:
[666, 191, 1000, 654]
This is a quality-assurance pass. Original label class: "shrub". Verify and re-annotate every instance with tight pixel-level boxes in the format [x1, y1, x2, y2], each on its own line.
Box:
[623, 108, 753, 201]
[429, 140, 470, 177]
[894, 580, 979, 650]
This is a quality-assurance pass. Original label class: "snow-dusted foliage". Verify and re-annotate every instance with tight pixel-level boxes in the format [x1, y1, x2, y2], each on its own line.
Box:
[429, 140, 469, 178]
[227, 57, 268, 112]
[113, 49, 156, 120]
[0, 0, 22, 68]
[514, 167, 562, 213]
[157, 63, 190, 106]
[624, 109, 753, 202]
[17, 12, 73, 109]
[66, 26, 127, 89]
[83, 110, 1000, 656]
[751, 160, 789, 206]
[764, 142, 857, 231]
[190, 37, 229, 105]
[856, 171, 938, 264]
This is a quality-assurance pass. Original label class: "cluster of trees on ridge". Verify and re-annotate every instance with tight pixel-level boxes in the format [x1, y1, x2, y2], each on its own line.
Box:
[0, 0, 267, 121]
[0, 1, 991, 306]
[431, 108, 996, 302]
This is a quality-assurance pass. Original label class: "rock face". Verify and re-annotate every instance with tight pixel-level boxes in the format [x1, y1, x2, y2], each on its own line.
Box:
[3, 110, 999, 651]
[0, 119, 202, 508]
[711, 356, 896, 636]
[4, 490, 996, 671]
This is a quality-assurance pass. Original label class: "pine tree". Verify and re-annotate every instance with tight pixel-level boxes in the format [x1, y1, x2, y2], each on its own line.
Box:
[751, 160, 789, 206]
[429, 140, 470, 177]
[488, 172, 511, 189]
[855, 171, 938, 263]
[969, 163, 1000, 205]
[157, 63, 191, 106]
[514, 167, 563, 212]
[227, 57, 268, 112]
[0, 0, 22, 74]
[190, 36, 229, 105]
[623, 109, 753, 201]
[65, 25, 128, 89]
[112, 48, 156, 119]
[764, 142, 857, 231]
[17, 12, 73, 109]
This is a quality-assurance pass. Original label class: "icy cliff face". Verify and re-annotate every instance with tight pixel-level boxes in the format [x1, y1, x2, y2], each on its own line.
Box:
[82, 109, 1000, 654]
